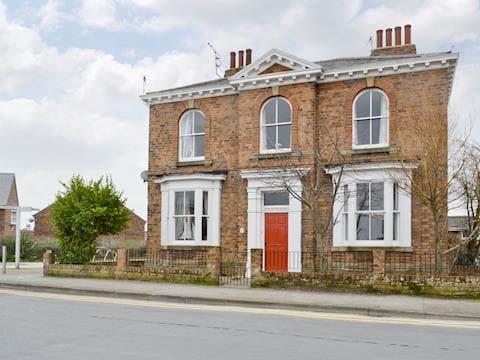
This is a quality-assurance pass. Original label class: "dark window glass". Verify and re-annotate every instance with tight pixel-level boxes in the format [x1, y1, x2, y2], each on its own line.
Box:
[355, 92, 370, 118]
[277, 98, 291, 124]
[356, 214, 369, 240]
[356, 119, 370, 145]
[356, 183, 369, 211]
[264, 191, 289, 206]
[371, 91, 383, 117]
[265, 126, 276, 149]
[277, 124, 291, 149]
[370, 182, 384, 210]
[371, 214, 384, 240]
[194, 135, 204, 157]
[263, 99, 276, 124]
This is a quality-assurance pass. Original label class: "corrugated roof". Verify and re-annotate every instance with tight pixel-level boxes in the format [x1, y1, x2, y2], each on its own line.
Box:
[0, 173, 15, 206]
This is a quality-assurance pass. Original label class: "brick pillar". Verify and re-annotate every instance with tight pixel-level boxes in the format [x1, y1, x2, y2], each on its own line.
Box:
[372, 250, 385, 275]
[207, 247, 221, 276]
[250, 248, 263, 277]
[116, 248, 128, 273]
[43, 250, 55, 276]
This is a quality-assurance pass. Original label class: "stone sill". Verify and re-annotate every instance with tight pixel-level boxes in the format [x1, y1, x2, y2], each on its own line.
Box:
[160, 245, 219, 251]
[169, 159, 213, 169]
[332, 246, 413, 252]
[250, 151, 301, 161]
[341, 147, 391, 156]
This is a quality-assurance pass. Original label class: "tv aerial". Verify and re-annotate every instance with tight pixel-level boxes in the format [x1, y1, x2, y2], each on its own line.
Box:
[208, 42, 223, 78]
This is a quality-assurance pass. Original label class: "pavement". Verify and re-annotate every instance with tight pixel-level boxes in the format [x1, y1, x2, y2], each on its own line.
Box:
[1, 263, 480, 320]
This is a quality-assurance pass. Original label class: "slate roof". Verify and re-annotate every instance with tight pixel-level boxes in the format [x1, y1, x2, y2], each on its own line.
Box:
[145, 51, 453, 96]
[0, 173, 15, 206]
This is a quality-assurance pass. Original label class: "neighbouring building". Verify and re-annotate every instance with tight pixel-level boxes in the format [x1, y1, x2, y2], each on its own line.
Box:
[33, 204, 146, 246]
[0, 173, 19, 238]
[141, 25, 458, 273]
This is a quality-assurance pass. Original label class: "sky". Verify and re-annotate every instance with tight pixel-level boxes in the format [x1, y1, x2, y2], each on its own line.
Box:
[0, 0, 479, 227]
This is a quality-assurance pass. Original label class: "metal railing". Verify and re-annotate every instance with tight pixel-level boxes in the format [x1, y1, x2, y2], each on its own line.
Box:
[127, 248, 208, 274]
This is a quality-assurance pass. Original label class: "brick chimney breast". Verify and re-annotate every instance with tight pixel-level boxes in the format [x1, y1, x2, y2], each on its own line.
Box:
[371, 24, 416, 56]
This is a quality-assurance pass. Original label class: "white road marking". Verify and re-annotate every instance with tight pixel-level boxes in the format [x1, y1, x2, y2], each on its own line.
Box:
[1, 288, 479, 329]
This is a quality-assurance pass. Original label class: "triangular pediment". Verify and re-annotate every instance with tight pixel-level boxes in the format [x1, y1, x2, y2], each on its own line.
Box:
[229, 49, 322, 80]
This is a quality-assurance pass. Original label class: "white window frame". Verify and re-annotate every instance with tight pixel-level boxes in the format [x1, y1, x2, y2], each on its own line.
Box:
[327, 163, 414, 248]
[260, 97, 292, 154]
[156, 173, 226, 246]
[179, 110, 205, 162]
[352, 89, 389, 149]
[10, 209, 17, 226]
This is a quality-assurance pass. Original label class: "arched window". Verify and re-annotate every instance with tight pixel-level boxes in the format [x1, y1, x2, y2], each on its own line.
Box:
[179, 110, 205, 161]
[261, 97, 292, 152]
[353, 89, 389, 147]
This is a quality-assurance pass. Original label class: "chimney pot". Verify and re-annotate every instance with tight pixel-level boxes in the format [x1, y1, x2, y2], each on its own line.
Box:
[385, 28, 392, 47]
[246, 49, 252, 65]
[238, 50, 244, 67]
[404, 24, 412, 45]
[394, 26, 402, 46]
[376, 29, 383, 48]
[230, 51, 236, 69]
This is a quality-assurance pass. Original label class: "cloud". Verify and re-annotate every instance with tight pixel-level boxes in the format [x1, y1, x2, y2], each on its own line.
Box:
[79, 0, 120, 30]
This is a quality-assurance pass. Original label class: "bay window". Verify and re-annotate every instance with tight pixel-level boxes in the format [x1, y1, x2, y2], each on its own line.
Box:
[157, 173, 225, 246]
[327, 163, 413, 248]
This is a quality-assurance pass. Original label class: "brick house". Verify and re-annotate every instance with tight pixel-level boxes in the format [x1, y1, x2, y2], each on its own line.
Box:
[0, 173, 19, 238]
[141, 25, 458, 273]
[33, 204, 146, 245]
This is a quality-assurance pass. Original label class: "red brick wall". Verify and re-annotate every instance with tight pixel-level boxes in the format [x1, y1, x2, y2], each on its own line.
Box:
[147, 67, 450, 256]
[0, 179, 18, 238]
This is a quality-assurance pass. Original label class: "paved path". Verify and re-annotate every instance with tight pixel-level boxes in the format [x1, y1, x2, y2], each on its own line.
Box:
[1, 265, 480, 319]
[0, 289, 479, 360]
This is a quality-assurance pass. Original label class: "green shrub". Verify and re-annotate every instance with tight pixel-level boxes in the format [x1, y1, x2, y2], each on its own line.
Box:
[0, 233, 46, 262]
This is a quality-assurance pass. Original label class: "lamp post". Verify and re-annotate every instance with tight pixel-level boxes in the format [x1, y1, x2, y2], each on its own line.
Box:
[0, 205, 38, 269]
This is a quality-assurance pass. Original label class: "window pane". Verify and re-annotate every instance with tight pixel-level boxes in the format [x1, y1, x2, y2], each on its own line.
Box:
[371, 118, 380, 144]
[393, 183, 399, 210]
[344, 213, 348, 241]
[263, 99, 276, 124]
[184, 217, 195, 240]
[185, 191, 195, 215]
[371, 91, 383, 117]
[174, 192, 184, 215]
[202, 191, 208, 215]
[194, 134, 204, 157]
[356, 183, 369, 211]
[356, 214, 369, 240]
[371, 214, 384, 240]
[371, 182, 384, 210]
[356, 119, 370, 145]
[264, 191, 289, 206]
[181, 135, 194, 158]
[355, 92, 370, 118]
[393, 213, 399, 240]
[175, 218, 184, 240]
[277, 98, 291, 124]
[277, 124, 291, 149]
[181, 112, 194, 135]
[264, 126, 276, 149]
[193, 112, 204, 133]
[202, 217, 208, 241]
[343, 184, 349, 212]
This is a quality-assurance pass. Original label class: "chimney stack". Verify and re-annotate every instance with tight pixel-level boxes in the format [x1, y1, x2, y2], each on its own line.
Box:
[371, 25, 416, 56]
[394, 26, 402, 46]
[246, 49, 252, 65]
[385, 28, 392, 47]
[376, 29, 383, 48]
[238, 50, 244, 67]
[404, 24, 412, 45]
[225, 48, 253, 77]
[230, 51, 236, 69]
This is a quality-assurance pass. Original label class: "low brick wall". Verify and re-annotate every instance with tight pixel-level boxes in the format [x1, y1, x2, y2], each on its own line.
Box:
[251, 271, 480, 298]
[43, 249, 219, 285]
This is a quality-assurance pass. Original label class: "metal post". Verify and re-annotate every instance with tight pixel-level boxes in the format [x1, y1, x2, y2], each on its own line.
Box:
[15, 208, 21, 269]
[2, 245, 6, 274]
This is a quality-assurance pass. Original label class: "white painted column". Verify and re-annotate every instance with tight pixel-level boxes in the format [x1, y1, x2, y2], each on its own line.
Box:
[15, 208, 21, 269]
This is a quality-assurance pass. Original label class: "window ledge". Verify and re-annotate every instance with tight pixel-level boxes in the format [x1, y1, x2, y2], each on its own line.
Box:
[250, 151, 301, 161]
[169, 159, 213, 169]
[161, 245, 219, 250]
[332, 246, 413, 252]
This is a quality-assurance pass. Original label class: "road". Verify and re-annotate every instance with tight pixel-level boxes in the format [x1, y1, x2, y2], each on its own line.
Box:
[0, 289, 479, 360]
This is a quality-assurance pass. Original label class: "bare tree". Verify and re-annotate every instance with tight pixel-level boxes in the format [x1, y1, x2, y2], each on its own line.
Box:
[258, 128, 346, 255]
[446, 143, 480, 263]
[397, 108, 465, 271]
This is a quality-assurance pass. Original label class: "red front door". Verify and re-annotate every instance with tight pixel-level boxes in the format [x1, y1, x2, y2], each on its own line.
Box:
[265, 213, 288, 272]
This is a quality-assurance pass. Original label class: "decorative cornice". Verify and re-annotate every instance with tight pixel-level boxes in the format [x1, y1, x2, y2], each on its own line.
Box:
[140, 52, 458, 105]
